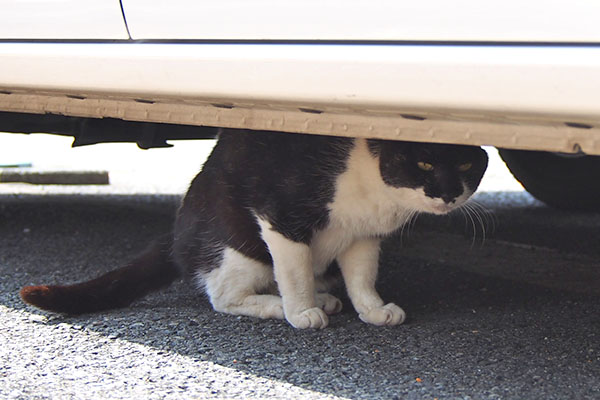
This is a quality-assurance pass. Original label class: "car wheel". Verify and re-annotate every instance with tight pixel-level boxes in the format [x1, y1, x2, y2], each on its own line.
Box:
[498, 148, 600, 212]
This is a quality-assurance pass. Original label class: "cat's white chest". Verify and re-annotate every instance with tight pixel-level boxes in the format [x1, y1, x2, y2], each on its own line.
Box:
[310, 139, 419, 271]
[328, 138, 418, 234]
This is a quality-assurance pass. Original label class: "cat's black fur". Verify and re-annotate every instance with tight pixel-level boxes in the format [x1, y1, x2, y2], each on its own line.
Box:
[174, 130, 351, 269]
[21, 129, 488, 328]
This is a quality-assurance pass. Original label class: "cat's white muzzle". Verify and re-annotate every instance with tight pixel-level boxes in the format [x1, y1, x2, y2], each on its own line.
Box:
[429, 202, 457, 215]
[424, 189, 473, 215]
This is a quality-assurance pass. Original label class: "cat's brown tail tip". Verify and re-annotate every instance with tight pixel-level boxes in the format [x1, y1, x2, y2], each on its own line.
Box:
[20, 285, 55, 309]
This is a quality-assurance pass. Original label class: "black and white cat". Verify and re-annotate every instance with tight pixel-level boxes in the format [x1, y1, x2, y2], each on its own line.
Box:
[20, 129, 488, 329]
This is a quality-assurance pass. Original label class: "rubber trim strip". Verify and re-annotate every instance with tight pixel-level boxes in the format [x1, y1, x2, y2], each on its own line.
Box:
[0, 39, 599, 47]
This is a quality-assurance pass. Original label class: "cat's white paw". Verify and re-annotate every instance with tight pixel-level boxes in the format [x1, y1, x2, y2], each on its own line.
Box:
[286, 307, 329, 329]
[316, 293, 343, 315]
[359, 303, 406, 326]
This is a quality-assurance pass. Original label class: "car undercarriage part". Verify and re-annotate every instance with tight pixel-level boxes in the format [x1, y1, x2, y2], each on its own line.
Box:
[0, 111, 219, 149]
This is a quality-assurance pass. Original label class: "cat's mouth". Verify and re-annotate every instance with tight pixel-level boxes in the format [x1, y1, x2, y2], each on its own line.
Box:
[426, 197, 468, 215]
[424, 186, 473, 215]
[428, 203, 457, 215]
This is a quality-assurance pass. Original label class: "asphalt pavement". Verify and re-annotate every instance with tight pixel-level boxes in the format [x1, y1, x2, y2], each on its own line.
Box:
[1, 133, 599, 399]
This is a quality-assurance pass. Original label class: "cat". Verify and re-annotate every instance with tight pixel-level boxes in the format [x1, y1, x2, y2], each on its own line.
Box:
[20, 129, 488, 329]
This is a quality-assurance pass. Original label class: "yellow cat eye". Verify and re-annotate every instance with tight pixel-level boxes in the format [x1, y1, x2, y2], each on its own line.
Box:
[458, 163, 472, 172]
[417, 161, 434, 171]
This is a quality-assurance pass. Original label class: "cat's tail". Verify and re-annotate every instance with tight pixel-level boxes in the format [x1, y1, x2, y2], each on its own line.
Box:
[20, 234, 180, 315]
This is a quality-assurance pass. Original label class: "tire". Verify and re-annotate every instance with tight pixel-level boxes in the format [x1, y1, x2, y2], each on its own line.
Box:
[498, 148, 600, 212]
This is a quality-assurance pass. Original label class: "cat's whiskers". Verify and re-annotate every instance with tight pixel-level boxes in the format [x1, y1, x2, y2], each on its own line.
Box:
[458, 200, 493, 248]
[458, 204, 479, 248]
[397, 208, 419, 245]
[468, 203, 487, 245]
[407, 209, 420, 236]
[469, 200, 497, 234]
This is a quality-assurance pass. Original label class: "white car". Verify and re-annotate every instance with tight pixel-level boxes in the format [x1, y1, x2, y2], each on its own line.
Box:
[1, 0, 599, 210]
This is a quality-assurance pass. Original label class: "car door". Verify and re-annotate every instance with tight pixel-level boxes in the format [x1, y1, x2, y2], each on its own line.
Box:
[0, 0, 129, 39]
[120, 0, 600, 42]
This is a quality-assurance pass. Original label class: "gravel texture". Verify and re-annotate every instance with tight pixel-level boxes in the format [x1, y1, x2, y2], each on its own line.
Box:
[2, 192, 599, 400]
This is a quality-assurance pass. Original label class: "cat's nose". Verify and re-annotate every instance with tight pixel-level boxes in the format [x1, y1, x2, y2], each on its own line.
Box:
[442, 194, 457, 204]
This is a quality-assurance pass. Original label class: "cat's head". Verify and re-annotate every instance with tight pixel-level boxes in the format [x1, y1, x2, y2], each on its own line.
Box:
[369, 139, 488, 214]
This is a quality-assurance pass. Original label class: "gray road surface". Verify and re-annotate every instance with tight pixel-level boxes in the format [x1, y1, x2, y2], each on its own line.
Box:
[1, 135, 599, 399]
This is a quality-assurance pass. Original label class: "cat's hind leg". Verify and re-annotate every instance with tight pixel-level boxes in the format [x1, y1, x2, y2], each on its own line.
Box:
[315, 292, 343, 315]
[200, 248, 284, 320]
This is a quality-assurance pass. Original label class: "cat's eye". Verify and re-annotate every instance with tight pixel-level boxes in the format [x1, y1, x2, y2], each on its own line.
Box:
[458, 163, 472, 172]
[417, 161, 434, 171]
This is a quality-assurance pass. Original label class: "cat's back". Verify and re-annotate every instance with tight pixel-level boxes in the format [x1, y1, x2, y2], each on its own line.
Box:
[179, 129, 355, 245]
[200, 129, 354, 203]
[206, 129, 352, 175]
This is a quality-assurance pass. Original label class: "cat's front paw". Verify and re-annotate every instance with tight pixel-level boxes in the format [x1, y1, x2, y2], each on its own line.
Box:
[286, 307, 329, 329]
[316, 293, 343, 315]
[359, 303, 406, 326]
